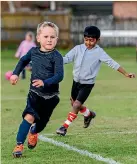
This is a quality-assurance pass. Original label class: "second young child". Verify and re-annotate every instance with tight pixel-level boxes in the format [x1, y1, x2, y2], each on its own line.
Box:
[56, 26, 135, 136]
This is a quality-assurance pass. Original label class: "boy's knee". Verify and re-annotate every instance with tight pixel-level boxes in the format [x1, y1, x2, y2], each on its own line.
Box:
[73, 100, 82, 110]
[24, 114, 35, 124]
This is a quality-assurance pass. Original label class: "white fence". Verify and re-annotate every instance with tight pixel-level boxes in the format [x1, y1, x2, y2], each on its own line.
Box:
[71, 15, 137, 46]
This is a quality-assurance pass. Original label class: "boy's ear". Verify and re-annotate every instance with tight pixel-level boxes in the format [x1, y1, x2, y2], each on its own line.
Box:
[36, 35, 40, 42]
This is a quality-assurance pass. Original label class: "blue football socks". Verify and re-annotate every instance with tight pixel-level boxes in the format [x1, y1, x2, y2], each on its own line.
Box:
[16, 119, 32, 145]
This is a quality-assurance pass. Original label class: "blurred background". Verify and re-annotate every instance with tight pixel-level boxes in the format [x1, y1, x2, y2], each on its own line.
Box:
[1, 2, 137, 163]
[1, 1, 137, 49]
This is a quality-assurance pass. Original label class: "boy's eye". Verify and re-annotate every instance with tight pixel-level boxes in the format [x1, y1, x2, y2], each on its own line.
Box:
[51, 36, 55, 39]
[44, 36, 55, 39]
[85, 38, 95, 42]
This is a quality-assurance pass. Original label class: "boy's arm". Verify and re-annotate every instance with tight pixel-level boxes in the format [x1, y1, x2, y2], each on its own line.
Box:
[43, 53, 64, 85]
[13, 49, 32, 76]
[117, 67, 135, 78]
[63, 47, 76, 64]
[99, 49, 120, 70]
[99, 49, 135, 78]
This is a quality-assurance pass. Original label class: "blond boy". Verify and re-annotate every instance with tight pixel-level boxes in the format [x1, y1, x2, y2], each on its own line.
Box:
[10, 22, 64, 157]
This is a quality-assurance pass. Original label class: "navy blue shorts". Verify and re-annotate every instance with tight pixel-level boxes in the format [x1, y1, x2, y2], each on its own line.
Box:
[22, 91, 60, 123]
[71, 80, 94, 104]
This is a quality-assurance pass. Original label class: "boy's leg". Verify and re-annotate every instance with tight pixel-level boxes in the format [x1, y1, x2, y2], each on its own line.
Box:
[71, 97, 95, 122]
[63, 81, 80, 126]
[16, 115, 34, 145]
[70, 97, 95, 127]
[21, 69, 26, 79]
[13, 91, 37, 157]
[56, 81, 79, 136]
[27, 96, 60, 149]
[13, 114, 34, 157]
[80, 106, 96, 128]
[56, 83, 95, 135]
[56, 99, 81, 136]
[76, 84, 96, 128]
[70, 97, 91, 116]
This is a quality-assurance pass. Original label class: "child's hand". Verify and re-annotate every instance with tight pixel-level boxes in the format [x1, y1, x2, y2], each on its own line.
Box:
[10, 75, 19, 85]
[125, 73, 135, 78]
[32, 79, 44, 87]
[15, 54, 19, 58]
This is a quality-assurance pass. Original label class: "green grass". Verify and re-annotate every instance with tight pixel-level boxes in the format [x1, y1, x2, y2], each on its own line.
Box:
[1, 47, 137, 164]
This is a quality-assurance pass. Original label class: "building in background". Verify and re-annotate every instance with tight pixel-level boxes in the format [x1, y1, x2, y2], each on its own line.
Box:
[60, 1, 113, 16]
[113, 1, 137, 19]
[2, 1, 137, 19]
[1, 1, 137, 48]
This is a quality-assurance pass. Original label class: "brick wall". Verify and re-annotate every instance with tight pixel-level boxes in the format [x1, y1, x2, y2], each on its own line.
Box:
[113, 2, 137, 19]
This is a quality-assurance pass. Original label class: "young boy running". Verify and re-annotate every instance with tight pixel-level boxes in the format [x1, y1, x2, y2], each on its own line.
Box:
[56, 25, 135, 136]
[10, 21, 64, 157]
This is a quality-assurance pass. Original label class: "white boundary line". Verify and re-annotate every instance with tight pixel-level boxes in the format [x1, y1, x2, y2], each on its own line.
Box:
[1, 96, 135, 163]
[39, 134, 121, 164]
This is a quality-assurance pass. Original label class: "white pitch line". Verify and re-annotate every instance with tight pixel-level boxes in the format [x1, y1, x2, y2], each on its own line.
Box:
[39, 134, 121, 164]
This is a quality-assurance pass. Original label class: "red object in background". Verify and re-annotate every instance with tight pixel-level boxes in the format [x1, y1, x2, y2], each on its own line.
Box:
[5, 71, 13, 80]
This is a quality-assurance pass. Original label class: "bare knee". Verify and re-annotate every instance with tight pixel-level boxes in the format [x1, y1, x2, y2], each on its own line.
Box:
[73, 100, 82, 111]
[24, 114, 35, 124]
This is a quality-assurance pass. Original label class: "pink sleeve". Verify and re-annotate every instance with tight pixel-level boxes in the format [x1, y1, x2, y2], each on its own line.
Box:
[15, 41, 24, 58]
[32, 42, 36, 47]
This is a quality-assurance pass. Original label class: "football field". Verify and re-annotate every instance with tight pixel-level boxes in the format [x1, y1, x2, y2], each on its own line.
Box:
[1, 47, 137, 164]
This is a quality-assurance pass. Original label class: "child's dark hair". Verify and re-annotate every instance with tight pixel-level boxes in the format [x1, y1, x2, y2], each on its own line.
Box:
[84, 26, 100, 40]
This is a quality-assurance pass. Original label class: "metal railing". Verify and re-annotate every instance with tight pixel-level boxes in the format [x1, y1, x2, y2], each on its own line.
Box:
[71, 15, 137, 46]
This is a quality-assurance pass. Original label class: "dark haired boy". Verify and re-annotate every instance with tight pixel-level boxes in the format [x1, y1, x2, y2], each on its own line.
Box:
[56, 26, 135, 136]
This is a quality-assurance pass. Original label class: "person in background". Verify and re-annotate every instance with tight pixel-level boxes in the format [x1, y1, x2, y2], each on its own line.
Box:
[15, 31, 36, 79]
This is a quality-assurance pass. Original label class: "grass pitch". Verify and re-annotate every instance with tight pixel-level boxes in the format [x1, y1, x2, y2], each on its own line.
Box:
[1, 47, 137, 164]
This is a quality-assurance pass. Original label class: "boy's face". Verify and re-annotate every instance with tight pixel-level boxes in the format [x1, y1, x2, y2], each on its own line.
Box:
[37, 26, 58, 51]
[84, 37, 99, 49]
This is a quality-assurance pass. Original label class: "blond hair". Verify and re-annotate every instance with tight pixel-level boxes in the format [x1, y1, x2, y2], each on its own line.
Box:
[37, 21, 59, 37]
